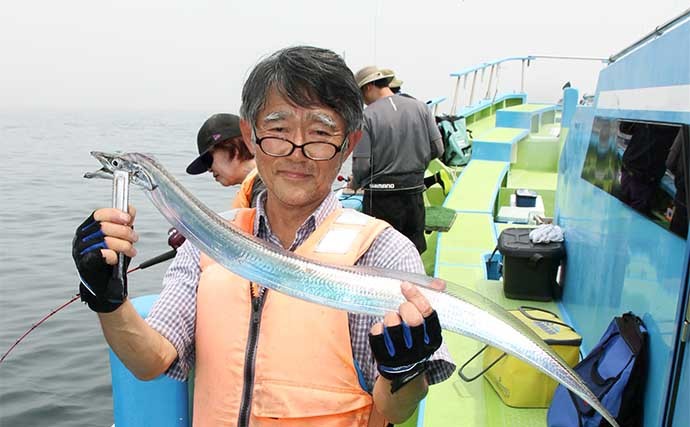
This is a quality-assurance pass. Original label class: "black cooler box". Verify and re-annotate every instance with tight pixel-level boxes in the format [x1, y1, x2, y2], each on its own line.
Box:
[498, 228, 565, 301]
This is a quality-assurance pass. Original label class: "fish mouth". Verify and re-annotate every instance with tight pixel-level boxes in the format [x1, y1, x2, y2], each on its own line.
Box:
[89, 151, 134, 173]
[84, 151, 120, 180]
[90, 151, 117, 168]
[83, 151, 157, 191]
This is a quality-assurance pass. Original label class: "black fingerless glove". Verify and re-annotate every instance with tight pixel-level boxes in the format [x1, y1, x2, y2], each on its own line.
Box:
[72, 213, 130, 313]
[369, 310, 443, 393]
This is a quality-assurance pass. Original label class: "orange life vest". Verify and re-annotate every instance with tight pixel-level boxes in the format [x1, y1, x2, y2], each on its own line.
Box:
[194, 207, 390, 426]
[231, 168, 260, 209]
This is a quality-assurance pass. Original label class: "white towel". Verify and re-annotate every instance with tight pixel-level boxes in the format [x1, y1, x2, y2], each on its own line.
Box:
[529, 224, 564, 244]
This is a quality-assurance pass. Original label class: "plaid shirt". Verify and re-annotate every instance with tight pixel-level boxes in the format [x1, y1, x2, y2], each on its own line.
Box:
[146, 191, 455, 391]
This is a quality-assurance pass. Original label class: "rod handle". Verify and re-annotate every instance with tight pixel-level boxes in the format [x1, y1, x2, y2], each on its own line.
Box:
[111, 169, 130, 302]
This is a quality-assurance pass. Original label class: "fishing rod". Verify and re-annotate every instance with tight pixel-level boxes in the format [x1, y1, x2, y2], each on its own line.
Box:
[335, 175, 363, 209]
[335, 174, 353, 192]
[0, 227, 186, 366]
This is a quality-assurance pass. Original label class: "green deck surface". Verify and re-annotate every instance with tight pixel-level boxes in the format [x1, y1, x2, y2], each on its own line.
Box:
[466, 113, 500, 136]
[437, 247, 487, 266]
[439, 213, 496, 255]
[507, 169, 558, 190]
[475, 127, 528, 143]
[410, 97, 567, 427]
[421, 280, 562, 427]
[532, 123, 562, 138]
[503, 104, 553, 113]
[436, 264, 486, 286]
[513, 128, 569, 173]
[444, 161, 508, 213]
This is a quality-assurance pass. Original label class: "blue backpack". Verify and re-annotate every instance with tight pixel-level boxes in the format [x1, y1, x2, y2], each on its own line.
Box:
[547, 312, 648, 427]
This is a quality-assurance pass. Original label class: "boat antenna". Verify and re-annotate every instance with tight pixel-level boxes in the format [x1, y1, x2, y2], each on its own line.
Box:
[0, 228, 186, 366]
[373, 0, 381, 63]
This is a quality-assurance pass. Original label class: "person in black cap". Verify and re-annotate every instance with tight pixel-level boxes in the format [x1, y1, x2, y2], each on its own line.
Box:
[187, 113, 264, 208]
[186, 113, 257, 187]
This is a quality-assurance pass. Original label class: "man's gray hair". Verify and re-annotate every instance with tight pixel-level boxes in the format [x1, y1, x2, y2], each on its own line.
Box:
[240, 46, 364, 135]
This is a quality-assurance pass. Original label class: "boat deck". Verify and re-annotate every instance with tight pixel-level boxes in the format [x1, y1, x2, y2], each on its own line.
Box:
[417, 280, 563, 427]
[444, 160, 509, 213]
[408, 101, 569, 427]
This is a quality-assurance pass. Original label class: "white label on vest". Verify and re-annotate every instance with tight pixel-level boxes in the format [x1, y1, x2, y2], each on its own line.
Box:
[335, 210, 369, 226]
[314, 227, 360, 254]
[218, 209, 239, 221]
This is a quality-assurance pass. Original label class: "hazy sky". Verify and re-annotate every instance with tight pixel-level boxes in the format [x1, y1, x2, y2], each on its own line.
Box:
[1, 0, 687, 112]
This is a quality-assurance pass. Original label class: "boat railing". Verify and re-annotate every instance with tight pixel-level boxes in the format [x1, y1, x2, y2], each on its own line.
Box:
[609, 7, 690, 63]
[448, 55, 609, 115]
[426, 96, 447, 116]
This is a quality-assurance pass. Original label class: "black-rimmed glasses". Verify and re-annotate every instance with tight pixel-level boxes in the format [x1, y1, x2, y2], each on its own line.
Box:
[255, 135, 348, 161]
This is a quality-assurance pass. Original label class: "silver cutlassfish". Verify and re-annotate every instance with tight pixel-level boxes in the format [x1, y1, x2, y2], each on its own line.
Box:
[85, 151, 619, 427]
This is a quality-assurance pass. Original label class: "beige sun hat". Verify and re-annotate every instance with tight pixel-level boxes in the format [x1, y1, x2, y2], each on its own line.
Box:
[379, 68, 402, 88]
[355, 66, 386, 88]
[379, 68, 395, 79]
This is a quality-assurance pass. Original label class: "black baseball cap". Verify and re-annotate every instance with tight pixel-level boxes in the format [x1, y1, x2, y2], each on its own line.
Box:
[186, 113, 242, 175]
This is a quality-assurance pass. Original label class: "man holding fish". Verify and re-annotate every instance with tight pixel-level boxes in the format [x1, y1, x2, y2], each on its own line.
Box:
[72, 46, 455, 426]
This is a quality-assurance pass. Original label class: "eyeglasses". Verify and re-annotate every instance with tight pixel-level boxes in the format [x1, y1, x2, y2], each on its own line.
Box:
[255, 135, 348, 161]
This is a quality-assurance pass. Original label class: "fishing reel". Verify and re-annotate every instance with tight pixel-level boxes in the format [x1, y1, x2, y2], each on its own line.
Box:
[167, 227, 186, 250]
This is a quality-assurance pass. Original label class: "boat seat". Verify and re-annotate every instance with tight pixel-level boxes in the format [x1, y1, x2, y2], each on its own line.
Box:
[444, 160, 509, 213]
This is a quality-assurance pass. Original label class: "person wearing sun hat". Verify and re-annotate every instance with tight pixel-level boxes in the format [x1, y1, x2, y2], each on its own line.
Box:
[378, 68, 395, 80]
[378, 68, 400, 92]
[354, 66, 392, 104]
[380, 68, 415, 99]
[352, 64, 444, 254]
[388, 77, 403, 93]
[186, 113, 264, 208]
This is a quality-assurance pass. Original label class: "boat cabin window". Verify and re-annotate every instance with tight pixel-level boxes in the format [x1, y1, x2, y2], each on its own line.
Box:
[581, 117, 688, 238]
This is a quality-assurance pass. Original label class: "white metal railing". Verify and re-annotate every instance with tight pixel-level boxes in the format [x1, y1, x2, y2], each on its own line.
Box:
[448, 55, 609, 115]
[609, 8, 690, 63]
[426, 96, 447, 116]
